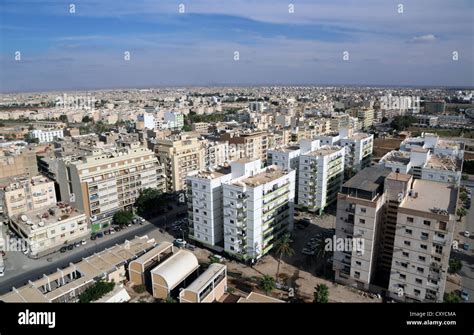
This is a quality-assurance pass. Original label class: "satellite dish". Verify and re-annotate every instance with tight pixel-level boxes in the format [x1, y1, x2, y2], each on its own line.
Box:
[38, 221, 45, 227]
[31, 225, 37, 230]
[21, 215, 28, 222]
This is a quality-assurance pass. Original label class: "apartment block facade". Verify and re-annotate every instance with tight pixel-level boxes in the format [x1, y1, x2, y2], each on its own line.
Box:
[58, 143, 162, 232]
[154, 135, 205, 192]
[298, 146, 345, 214]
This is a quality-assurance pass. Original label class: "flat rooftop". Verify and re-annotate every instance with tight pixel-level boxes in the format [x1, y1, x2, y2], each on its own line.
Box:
[342, 166, 390, 193]
[238, 167, 287, 187]
[425, 155, 461, 172]
[381, 150, 410, 165]
[191, 166, 231, 180]
[348, 132, 371, 140]
[184, 263, 226, 293]
[12, 203, 85, 233]
[386, 171, 412, 182]
[400, 179, 457, 215]
[306, 145, 342, 157]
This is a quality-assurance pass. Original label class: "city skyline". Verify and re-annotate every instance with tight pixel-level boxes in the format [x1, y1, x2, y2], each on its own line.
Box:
[1, 0, 474, 92]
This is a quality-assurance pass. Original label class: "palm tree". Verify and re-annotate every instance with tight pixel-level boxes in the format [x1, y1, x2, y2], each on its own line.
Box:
[313, 284, 329, 303]
[275, 233, 295, 281]
[260, 275, 276, 295]
[457, 207, 467, 221]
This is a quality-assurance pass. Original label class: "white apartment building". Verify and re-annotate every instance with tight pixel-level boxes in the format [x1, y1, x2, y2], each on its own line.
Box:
[334, 167, 390, 290]
[136, 113, 155, 130]
[388, 179, 456, 303]
[186, 169, 233, 247]
[164, 111, 184, 130]
[57, 143, 162, 232]
[340, 132, 374, 171]
[30, 129, 64, 143]
[298, 146, 345, 214]
[222, 161, 295, 261]
[204, 141, 229, 169]
[1, 175, 57, 218]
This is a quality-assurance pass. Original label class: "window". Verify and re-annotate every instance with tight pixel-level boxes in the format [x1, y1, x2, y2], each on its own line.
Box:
[417, 267, 424, 273]
[419, 256, 426, 262]
[401, 262, 408, 268]
[420, 244, 427, 250]
[407, 217, 414, 223]
[439, 221, 447, 230]
[359, 218, 365, 224]
[354, 271, 360, 279]
[404, 241, 411, 246]
[405, 229, 412, 235]
[423, 220, 431, 226]
[402, 252, 409, 257]
[399, 274, 406, 279]
[355, 261, 361, 266]
[360, 207, 366, 213]
[415, 278, 422, 284]
[414, 289, 421, 296]
[421, 232, 429, 240]
[434, 245, 443, 255]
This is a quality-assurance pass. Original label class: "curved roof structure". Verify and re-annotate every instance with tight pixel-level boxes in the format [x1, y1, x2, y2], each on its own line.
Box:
[151, 250, 199, 290]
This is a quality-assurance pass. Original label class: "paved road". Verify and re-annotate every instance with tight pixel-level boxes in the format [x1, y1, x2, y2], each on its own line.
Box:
[0, 206, 185, 295]
[455, 186, 474, 302]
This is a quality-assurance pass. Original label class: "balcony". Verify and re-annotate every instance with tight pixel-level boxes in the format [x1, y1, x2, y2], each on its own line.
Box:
[433, 235, 446, 246]
[345, 207, 355, 214]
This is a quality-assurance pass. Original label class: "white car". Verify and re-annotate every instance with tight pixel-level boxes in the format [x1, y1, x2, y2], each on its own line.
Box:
[81, 239, 87, 245]
[464, 231, 471, 238]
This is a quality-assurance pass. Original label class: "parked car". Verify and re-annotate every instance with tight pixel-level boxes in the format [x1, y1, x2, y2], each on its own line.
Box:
[97, 232, 104, 238]
[67, 244, 74, 250]
[90, 234, 97, 240]
[173, 238, 187, 248]
[81, 239, 87, 245]
[462, 242, 470, 251]
[460, 289, 469, 301]
[59, 247, 67, 253]
[74, 242, 81, 248]
[139, 218, 145, 225]
[464, 231, 471, 238]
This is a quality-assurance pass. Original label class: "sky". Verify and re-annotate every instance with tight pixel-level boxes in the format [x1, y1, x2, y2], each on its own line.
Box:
[0, 0, 473, 92]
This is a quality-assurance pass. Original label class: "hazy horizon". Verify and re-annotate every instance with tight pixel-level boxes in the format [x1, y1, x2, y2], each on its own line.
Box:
[1, 0, 473, 92]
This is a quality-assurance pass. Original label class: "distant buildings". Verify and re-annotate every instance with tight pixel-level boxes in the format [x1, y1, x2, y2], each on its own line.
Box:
[29, 129, 64, 143]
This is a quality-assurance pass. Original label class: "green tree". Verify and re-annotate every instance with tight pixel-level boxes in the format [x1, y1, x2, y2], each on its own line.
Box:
[390, 116, 417, 131]
[78, 281, 115, 303]
[313, 284, 329, 303]
[163, 296, 177, 303]
[448, 259, 463, 274]
[275, 233, 294, 281]
[82, 115, 93, 123]
[113, 210, 133, 226]
[459, 192, 468, 203]
[23, 133, 39, 144]
[133, 284, 147, 294]
[134, 188, 165, 216]
[59, 114, 68, 123]
[456, 207, 467, 221]
[381, 116, 388, 123]
[259, 275, 276, 295]
[443, 292, 461, 303]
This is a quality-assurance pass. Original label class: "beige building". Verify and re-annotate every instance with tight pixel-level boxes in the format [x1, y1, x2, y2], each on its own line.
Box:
[348, 108, 374, 130]
[57, 143, 163, 232]
[1, 175, 56, 217]
[154, 135, 205, 192]
[0, 144, 38, 183]
[179, 263, 227, 303]
[151, 249, 199, 299]
[9, 202, 89, 257]
[388, 178, 456, 302]
[220, 131, 269, 162]
[0, 236, 156, 302]
[192, 122, 210, 133]
[128, 241, 174, 286]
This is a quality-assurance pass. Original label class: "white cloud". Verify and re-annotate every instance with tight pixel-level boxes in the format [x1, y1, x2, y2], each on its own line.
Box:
[409, 34, 437, 43]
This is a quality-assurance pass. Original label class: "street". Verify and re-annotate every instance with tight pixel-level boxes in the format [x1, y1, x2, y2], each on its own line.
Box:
[456, 185, 474, 302]
[0, 206, 185, 295]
